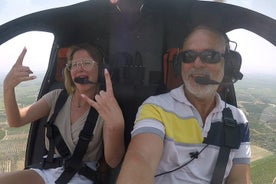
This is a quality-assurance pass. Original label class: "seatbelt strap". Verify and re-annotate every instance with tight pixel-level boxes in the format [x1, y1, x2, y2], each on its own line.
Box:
[210, 146, 231, 184]
[44, 89, 70, 165]
[55, 107, 98, 184]
[210, 107, 239, 184]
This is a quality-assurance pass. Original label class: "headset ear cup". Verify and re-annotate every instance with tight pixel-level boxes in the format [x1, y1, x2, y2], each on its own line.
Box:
[97, 63, 106, 89]
[173, 53, 181, 76]
[94, 45, 108, 88]
[224, 50, 243, 82]
[98, 63, 103, 83]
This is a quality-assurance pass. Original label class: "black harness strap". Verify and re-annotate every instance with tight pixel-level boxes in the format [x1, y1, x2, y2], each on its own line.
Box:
[211, 147, 231, 184]
[210, 107, 239, 184]
[55, 107, 98, 184]
[78, 165, 98, 181]
[42, 90, 71, 168]
[41, 89, 99, 183]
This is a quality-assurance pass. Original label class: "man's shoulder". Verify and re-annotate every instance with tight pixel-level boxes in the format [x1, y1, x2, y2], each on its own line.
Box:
[226, 104, 248, 124]
[145, 85, 183, 103]
[144, 91, 173, 105]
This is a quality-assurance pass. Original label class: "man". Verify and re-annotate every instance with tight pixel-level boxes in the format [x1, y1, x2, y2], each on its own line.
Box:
[116, 26, 251, 183]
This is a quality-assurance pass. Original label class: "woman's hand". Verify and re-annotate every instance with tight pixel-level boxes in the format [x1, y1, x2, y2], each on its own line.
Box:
[81, 68, 124, 125]
[4, 47, 36, 90]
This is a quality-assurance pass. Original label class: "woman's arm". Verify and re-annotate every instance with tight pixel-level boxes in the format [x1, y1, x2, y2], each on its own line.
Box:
[3, 48, 50, 127]
[81, 68, 125, 168]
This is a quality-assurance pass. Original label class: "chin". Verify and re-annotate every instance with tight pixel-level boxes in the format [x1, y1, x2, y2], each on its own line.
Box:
[185, 81, 217, 99]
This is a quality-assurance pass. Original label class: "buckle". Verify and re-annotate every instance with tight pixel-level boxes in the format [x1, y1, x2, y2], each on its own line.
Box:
[224, 117, 237, 128]
[79, 131, 93, 142]
[40, 157, 63, 169]
[223, 117, 240, 149]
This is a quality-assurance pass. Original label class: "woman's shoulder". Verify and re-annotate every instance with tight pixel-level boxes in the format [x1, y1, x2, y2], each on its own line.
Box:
[42, 88, 67, 107]
[44, 88, 65, 97]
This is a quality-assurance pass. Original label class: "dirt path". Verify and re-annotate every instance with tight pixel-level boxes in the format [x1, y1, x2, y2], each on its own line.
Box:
[251, 145, 274, 162]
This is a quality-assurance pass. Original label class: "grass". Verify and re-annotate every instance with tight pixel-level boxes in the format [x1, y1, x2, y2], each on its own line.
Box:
[250, 154, 276, 184]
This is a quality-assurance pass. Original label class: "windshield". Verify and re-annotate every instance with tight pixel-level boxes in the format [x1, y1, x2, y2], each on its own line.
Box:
[0, 1, 275, 183]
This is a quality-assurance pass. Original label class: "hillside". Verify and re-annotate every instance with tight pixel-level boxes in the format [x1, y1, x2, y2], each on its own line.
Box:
[235, 74, 276, 153]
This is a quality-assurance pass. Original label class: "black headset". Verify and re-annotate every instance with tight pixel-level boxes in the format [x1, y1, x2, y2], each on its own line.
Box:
[172, 29, 243, 83]
[95, 45, 107, 85]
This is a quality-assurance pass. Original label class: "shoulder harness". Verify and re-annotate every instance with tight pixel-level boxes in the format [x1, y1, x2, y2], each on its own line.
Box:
[41, 89, 99, 184]
[210, 107, 241, 184]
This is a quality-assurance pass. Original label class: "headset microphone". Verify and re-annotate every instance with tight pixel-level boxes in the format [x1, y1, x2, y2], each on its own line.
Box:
[74, 77, 98, 85]
[194, 76, 234, 85]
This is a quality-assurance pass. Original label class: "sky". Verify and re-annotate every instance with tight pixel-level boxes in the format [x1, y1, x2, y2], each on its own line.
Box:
[0, 0, 276, 76]
[0, 0, 88, 24]
[0, 0, 88, 75]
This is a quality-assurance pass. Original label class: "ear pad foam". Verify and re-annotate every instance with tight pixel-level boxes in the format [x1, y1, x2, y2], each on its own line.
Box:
[223, 50, 243, 82]
[173, 52, 182, 76]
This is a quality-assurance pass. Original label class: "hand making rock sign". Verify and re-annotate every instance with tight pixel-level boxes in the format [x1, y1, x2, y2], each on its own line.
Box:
[4, 47, 36, 89]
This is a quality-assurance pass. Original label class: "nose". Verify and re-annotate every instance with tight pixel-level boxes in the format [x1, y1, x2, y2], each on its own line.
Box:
[193, 56, 205, 67]
[76, 62, 84, 70]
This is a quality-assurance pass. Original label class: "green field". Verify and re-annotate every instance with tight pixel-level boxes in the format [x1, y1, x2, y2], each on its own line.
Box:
[250, 155, 276, 184]
[235, 75, 276, 184]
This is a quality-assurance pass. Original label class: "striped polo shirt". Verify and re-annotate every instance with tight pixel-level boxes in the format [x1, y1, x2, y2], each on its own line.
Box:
[132, 85, 251, 184]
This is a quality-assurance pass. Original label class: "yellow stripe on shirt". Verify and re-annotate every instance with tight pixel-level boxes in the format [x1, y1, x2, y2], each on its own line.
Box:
[136, 104, 203, 144]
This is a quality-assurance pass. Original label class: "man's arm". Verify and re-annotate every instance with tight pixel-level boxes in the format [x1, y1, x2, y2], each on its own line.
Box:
[116, 133, 163, 184]
[226, 164, 250, 184]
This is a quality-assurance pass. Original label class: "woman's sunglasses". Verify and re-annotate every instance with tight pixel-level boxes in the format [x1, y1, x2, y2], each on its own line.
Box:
[179, 50, 224, 64]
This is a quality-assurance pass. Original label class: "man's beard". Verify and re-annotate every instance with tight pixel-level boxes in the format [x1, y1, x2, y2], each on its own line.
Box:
[184, 80, 218, 99]
[183, 69, 224, 99]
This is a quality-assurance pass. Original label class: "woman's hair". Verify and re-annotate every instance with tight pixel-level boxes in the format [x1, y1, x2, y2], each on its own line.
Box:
[63, 43, 104, 94]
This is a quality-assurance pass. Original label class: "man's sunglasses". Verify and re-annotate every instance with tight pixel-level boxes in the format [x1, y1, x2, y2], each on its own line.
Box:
[179, 50, 224, 64]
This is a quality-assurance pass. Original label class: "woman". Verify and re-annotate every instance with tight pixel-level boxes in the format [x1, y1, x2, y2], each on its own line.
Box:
[0, 43, 125, 184]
